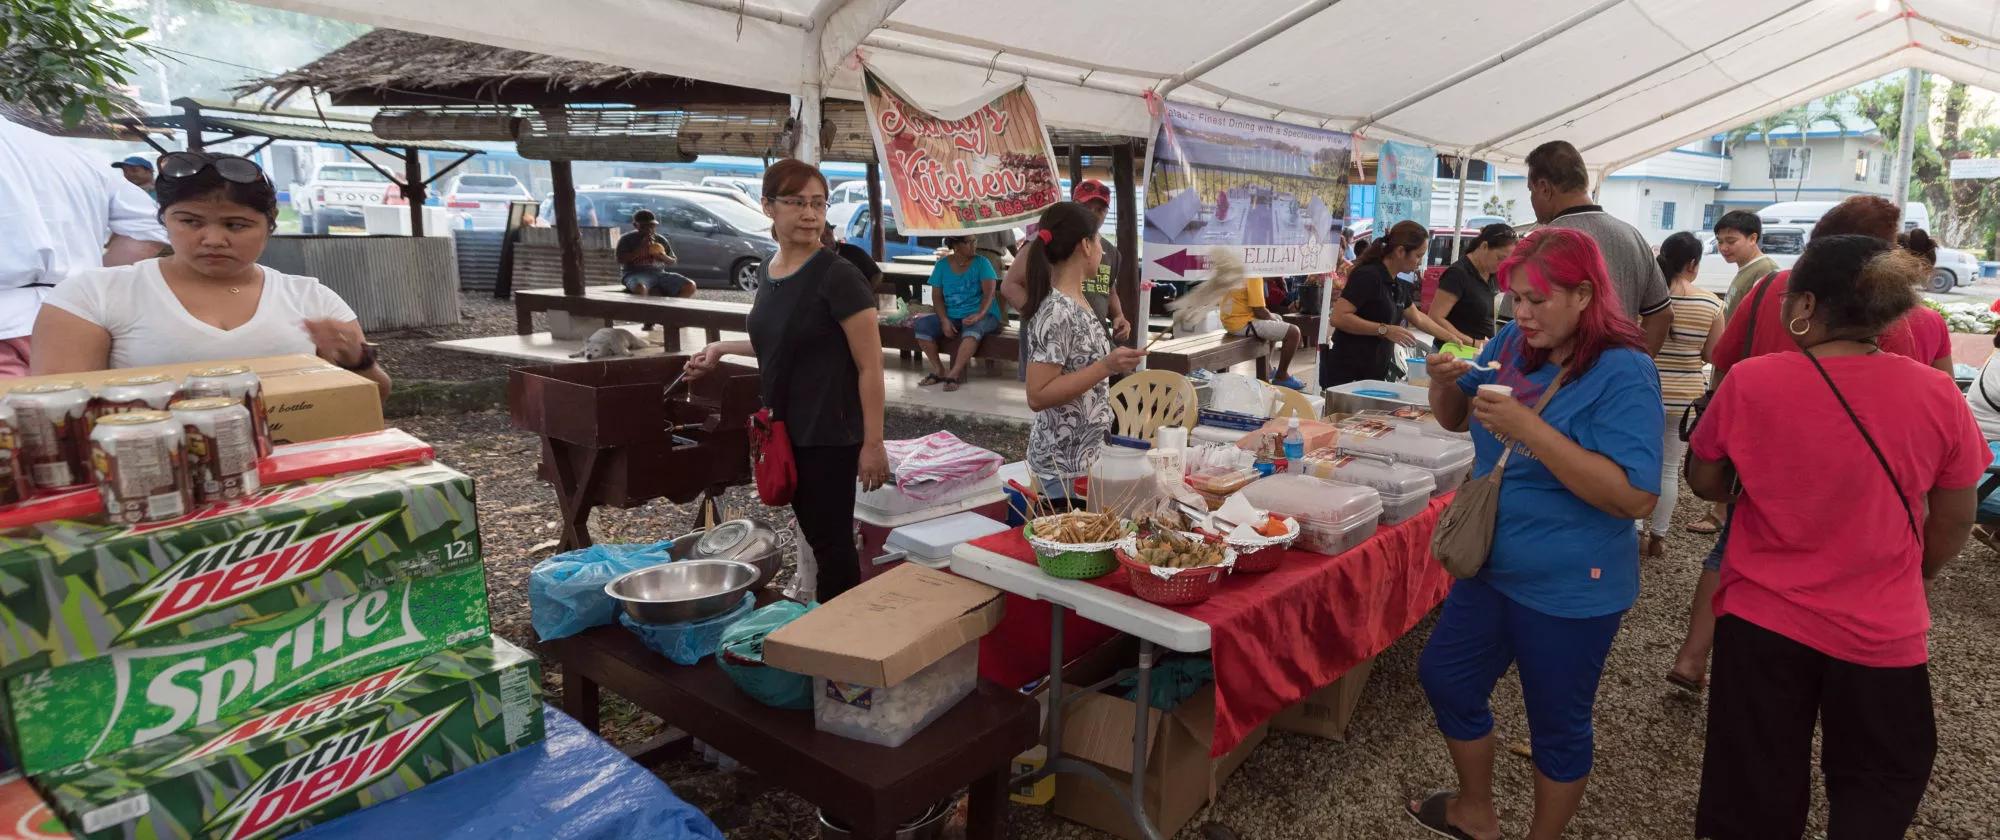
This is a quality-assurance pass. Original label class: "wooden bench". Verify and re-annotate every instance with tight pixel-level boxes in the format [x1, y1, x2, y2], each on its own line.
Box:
[546, 624, 1035, 840]
[879, 320, 1022, 375]
[1146, 331, 1272, 379]
[515, 286, 751, 350]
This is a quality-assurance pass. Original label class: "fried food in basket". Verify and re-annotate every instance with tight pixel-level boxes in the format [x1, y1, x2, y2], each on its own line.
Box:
[1134, 509, 1190, 536]
[1133, 531, 1227, 570]
[1032, 510, 1126, 544]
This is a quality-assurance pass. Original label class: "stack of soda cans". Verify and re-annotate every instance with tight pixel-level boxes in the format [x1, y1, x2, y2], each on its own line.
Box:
[0, 367, 544, 839]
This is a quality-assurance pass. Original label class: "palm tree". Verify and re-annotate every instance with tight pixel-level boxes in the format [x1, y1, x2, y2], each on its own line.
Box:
[1723, 103, 1812, 205]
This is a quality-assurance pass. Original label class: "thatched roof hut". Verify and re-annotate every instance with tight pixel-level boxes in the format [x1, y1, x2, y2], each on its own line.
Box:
[239, 28, 781, 108]
[0, 94, 154, 141]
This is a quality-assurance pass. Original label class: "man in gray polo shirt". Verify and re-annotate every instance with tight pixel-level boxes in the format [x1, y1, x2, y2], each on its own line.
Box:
[1524, 141, 1673, 355]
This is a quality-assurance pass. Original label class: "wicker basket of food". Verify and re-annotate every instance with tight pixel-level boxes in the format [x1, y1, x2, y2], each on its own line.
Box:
[1024, 511, 1131, 579]
[1207, 513, 1300, 573]
[1114, 531, 1236, 605]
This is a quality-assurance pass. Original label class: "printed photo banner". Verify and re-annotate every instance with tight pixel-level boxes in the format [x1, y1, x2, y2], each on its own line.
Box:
[861, 69, 1062, 236]
[1141, 101, 1352, 287]
[1374, 139, 1436, 231]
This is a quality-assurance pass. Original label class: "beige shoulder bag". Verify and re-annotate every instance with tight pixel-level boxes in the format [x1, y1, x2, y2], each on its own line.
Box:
[1430, 368, 1567, 579]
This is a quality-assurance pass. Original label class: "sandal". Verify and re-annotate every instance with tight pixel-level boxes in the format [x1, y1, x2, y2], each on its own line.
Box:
[1973, 525, 2000, 555]
[943, 377, 962, 392]
[1642, 534, 1667, 559]
[1665, 671, 1705, 694]
[1405, 792, 1481, 840]
[918, 373, 945, 387]
[1686, 514, 1723, 535]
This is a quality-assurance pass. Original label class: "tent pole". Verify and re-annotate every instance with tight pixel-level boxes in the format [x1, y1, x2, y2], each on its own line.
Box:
[1068, 146, 1084, 189]
[550, 160, 584, 297]
[1353, 0, 1623, 135]
[1150, 0, 1346, 100]
[674, 0, 814, 28]
[866, 161, 885, 261]
[1450, 153, 1468, 260]
[1889, 68, 1922, 215]
[1113, 142, 1140, 349]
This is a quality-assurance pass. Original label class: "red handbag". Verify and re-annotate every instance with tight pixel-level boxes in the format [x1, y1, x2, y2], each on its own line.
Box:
[749, 407, 796, 506]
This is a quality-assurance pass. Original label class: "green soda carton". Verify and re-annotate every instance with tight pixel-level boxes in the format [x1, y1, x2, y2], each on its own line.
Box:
[40, 635, 543, 840]
[5, 568, 490, 775]
[0, 463, 482, 678]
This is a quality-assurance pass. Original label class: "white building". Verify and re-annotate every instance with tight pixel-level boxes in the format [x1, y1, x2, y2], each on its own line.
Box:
[1495, 118, 1893, 246]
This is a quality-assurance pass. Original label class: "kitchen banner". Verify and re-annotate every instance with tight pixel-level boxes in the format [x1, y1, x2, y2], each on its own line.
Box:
[1141, 102, 1352, 288]
[861, 69, 1062, 236]
[1374, 139, 1435, 231]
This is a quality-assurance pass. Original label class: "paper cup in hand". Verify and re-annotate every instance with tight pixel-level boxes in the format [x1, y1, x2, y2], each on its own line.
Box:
[1477, 384, 1514, 400]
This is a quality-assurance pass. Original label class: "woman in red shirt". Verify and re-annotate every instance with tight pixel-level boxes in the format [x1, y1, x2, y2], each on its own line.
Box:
[1687, 234, 1984, 839]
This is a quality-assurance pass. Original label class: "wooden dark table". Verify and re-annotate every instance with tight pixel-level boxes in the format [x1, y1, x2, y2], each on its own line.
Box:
[545, 625, 1037, 840]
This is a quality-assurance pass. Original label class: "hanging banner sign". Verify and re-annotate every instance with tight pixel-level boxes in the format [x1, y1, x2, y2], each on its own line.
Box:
[1375, 139, 1436, 230]
[1141, 102, 1352, 288]
[861, 69, 1062, 236]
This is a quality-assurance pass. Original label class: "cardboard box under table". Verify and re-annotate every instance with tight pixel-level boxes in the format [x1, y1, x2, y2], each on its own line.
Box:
[0, 354, 383, 446]
[764, 564, 1004, 749]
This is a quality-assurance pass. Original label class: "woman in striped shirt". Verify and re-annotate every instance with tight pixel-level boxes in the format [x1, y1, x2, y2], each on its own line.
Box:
[1646, 232, 1724, 558]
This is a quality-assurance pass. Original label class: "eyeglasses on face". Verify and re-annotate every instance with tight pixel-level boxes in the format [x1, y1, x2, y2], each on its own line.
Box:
[769, 196, 830, 210]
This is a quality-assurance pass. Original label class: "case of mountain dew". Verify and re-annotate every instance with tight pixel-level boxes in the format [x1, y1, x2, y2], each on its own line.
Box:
[0, 462, 480, 684]
[4, 567, 490, 775]
[38, 635, 543, 840]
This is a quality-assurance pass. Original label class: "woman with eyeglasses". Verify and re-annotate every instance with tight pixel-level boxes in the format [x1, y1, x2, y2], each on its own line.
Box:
[684, 159, 887, 602]
[1687, 235, 1983, 839]
[30, 153, 390, 397]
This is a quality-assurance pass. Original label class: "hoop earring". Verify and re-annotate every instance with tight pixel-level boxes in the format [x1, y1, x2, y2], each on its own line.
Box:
[1788, 316, 1810, 336]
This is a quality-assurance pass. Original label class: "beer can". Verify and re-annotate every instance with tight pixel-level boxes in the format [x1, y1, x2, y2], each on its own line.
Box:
[182, 366, 269, 458]
[0, 402, 24, 505]
[91, 374, 182, 420]
[9, 382, 93, 492]
[169, 397, 261, 504]
[88, 410, 190, 525]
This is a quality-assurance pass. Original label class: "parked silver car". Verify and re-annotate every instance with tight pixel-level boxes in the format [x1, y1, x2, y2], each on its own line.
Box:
[442, 173, 534, 231]
[540, 189, 778, 290]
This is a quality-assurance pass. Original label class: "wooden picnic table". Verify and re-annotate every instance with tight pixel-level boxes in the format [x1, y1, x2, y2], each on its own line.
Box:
[514, 286, 750, 350]
[1146, 331, 1271, 379]
[545, 624, 1036, 840]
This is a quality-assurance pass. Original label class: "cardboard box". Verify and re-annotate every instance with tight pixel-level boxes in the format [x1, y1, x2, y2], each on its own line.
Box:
[40, 635, 543, 840]
[0, 355, 382, 447]
[0, 464, 481, 679]
[5, 567, 490, 775]
[1268, 656, 1375, 742]
[763, 563, 1002, 687]
[0, 773, 68, 839]
[1049, 639, 1267, 840]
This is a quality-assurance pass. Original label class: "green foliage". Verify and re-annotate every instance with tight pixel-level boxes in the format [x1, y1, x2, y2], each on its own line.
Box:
[1860, 75, 2000, 258]
[0, 0, 156, 126]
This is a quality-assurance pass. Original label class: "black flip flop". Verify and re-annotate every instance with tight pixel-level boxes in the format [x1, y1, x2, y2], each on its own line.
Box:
[1666, 672, 1705, 694]
[918, 373, 946, 387]
[1406, 791, 1478, 840]
[943, 377, 962, 392]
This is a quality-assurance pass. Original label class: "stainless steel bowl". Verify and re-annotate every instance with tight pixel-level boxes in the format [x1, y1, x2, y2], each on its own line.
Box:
[817, 800, 952, 840]
[605, 560, 758, 625]
[691, 519, 783, 592]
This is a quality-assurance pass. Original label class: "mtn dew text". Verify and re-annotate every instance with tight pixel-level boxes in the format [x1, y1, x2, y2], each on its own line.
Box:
[5, 567, 489, 775]
[42, 636, 541, 840]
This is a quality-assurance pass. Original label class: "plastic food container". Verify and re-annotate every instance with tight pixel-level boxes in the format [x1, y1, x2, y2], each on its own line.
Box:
[813, 642, 978, 748]
[1237, 474, 1382, 556]
[1334, 419, 1476, 497]
[1352, 408, 1469, 440]
[1304, 450, 1436, 525]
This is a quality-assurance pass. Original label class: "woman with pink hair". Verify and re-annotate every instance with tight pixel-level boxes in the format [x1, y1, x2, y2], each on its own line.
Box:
[1406, 227, 1663, 840]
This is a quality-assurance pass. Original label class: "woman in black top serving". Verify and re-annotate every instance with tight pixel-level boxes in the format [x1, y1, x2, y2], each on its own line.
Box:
[1320, 219, 1475, 386]
[686, 159, 888, 601]
[1428, 222, 1518, 350]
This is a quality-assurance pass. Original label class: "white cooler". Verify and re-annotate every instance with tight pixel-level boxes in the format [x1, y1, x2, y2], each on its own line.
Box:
[855, 465, 1015, 582]
[871, 512, 1012, 571]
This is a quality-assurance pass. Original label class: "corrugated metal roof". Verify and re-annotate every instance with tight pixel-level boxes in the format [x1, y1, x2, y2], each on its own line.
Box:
[139, 113, 476, 153]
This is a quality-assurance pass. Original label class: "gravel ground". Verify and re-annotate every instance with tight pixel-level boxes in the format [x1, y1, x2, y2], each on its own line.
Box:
[387, 305, 2000, 838]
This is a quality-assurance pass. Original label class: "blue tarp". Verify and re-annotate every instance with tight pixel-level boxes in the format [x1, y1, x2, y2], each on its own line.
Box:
[295, 705, 723, 840]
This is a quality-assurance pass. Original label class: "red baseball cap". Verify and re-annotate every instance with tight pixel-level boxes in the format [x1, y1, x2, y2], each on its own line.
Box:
[1073, 179, 1111, 207]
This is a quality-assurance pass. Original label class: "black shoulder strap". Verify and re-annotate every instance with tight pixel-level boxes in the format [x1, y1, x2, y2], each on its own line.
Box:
[765, 256, 825, 420]
[1803, 349, 1918, 535]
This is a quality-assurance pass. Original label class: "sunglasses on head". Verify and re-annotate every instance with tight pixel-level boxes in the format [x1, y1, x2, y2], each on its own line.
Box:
[157, 152, 265, 184]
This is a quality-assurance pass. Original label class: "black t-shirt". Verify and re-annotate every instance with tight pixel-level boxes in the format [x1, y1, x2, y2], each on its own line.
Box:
[1321, 263, 1409, 383]
[833, 243, 881, 281]
[747, 251, 879, 447]
[1434, 257, 1496, 340]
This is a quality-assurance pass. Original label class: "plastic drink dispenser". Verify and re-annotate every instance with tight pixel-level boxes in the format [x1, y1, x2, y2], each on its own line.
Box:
[1086, 436, 1161, 515]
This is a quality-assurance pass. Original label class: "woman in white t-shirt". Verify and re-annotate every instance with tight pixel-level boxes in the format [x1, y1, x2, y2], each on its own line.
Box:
[31, 153, 390, 397]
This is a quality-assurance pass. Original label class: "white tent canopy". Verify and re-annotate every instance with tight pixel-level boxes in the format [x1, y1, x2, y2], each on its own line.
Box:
[245, 0, 2000, 172]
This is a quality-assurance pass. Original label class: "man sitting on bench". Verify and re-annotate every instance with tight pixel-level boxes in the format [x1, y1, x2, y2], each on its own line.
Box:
[616, 210, 696, 298]
[913, 234, 1000, 392]
[1222, 274, 1307, 390]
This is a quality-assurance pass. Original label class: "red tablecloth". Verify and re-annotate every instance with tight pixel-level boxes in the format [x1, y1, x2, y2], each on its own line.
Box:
[972, 496, 1455, 757]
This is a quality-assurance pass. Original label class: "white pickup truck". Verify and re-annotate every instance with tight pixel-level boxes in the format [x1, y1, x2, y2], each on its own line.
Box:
[292, 162, 393, 234]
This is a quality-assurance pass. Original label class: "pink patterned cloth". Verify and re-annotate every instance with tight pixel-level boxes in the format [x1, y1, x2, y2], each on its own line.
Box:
[884, 432, 1002, 501]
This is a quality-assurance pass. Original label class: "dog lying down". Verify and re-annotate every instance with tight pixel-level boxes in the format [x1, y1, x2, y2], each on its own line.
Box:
[570, 327, 652, 360]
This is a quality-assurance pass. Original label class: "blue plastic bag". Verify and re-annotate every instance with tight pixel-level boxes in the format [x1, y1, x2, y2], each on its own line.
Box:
[619, 594, 755, 665]
[529, 539, 676, 641]
[717, 600, 816, 710]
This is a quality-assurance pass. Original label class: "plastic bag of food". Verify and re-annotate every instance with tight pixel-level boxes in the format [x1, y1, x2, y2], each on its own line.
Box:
[718, 600, 817, 709]
[528, 539, 675, 641]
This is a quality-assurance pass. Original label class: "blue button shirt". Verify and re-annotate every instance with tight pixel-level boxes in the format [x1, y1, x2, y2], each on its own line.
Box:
[928, 257, 998, 320]
[1456, 322, 1663, 618]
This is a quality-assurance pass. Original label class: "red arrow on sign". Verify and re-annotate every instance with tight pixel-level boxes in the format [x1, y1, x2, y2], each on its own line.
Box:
[1154, 250, 1208, 277]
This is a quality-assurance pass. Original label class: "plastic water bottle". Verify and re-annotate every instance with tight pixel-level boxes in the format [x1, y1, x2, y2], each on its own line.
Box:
[1282, 418, 1305, 473]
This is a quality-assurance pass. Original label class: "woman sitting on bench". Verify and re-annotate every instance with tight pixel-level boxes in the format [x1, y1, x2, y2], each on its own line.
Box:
[913, 235, 1000, 392]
